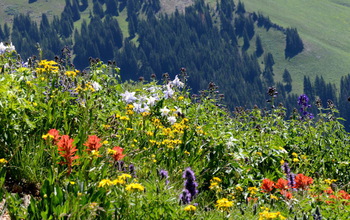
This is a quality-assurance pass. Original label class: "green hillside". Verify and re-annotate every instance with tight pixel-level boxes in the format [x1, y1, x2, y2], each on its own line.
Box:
[1, 0, 350, 93]
[238, 0, 350, 91]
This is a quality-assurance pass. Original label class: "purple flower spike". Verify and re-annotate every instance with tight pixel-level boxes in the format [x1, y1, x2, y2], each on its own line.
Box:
[180, 167, 198, 204]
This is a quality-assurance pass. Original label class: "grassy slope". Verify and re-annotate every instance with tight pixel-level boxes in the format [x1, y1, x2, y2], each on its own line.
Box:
[238, 0, 350, 92]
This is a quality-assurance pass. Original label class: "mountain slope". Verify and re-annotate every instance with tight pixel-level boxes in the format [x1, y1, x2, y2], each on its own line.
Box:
[238, 0, 350, 91]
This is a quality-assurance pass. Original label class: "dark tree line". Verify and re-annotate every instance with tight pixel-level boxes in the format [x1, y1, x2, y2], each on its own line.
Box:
[7, 0, 350, 130]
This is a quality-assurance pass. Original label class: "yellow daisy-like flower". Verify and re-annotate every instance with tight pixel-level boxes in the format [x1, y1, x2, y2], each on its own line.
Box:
[184, 205, 196, 212]
[98, 179, 114, 187]
[107, 148, 117, 155]
[125, 183, 145, 192]
[248, 187, 259, 195]
[292, 152, 298, 158]
[259, 210, 286, 220]
[64, 70, 77, 77]
[280, 159, 285, 165]
[270, 195, 279, 200]
[216, 198, 234, 211]
[293, 158, 300, 163]
[324, 179, 337, 185]
[91, 150, 100, 157]
[112, 178, 126, 185]
[212, 177, 222, 183]
[0, 158, 8, 164]
[118, 173, 132, 180]
[235, 185, 243, 191]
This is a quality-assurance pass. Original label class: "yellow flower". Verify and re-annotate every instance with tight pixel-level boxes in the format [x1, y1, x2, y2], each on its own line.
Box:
[248, 187, 259, 195]
[292, 152, 298, 158]
[126, 110, 134, 115]
[256, 152, 262, 156]
[184, 205, 196, 212]
[126, 104, 134, 110]
[301, 155, 307, 160]
[178, 96, 184, 101]
[209, 181, 219, 190]
[107, 148, 117, 155]
[102, 140, 109, 145]
[259, 210, 286, 220]
[235, 185, 243, 191]
[91, 150, 100, 157]
[70, 181, 76, 185]
[270, 195, 279, 200]
[0, 158, 8, 164]
[184, 150, 190, 155]
[118, 174, 132, 180]
[126, 128, 134, 131]
[103, 125, 111, 129]
[64, 71, 77, 77]
[98, 179, 114, 187]
[216, 198, 234, 211]
[293, 158, 300, 163]
[125, 183, 145, 192]
[141, 112, 150, 117]
[324, 179, 337, 185]
[280, 160, 285, 165]
[112, 178, 125, 185]
[212, 177, 222, 183]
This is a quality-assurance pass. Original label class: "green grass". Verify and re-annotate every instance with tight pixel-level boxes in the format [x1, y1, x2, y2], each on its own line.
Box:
[238, 0, 350, 92]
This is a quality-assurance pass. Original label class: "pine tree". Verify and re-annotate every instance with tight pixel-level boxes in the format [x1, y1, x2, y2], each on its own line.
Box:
[105, 0, 119, 16]
[255, 35, 263, 57]
[285, 27, 304, 58]
[282, 69, 292, 93]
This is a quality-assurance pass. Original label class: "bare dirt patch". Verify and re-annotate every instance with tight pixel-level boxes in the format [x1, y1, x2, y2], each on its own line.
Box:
[159, 0, 194, 14]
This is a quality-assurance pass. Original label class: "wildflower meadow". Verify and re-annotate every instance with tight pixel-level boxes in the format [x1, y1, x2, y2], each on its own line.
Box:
[1, 45, 350, 219]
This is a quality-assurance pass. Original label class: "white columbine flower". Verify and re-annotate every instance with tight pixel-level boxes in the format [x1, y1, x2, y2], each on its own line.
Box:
[133, 103, 150, 113]
[171, 75, 184, 88]
[167, 116, 177, 125]
[121, 91, 137, 103]
[91, 81, 102, 91]
[0, 42, 15, 55]
[160, 106, 170, 116]
[147, 96, 158, 107]
[163, 84, 174, 99]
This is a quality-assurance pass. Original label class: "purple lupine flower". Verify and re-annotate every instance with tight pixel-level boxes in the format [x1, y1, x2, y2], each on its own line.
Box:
[179, 189, 192, 205]
[159, 169, 169, 185]
[129, 164, 136, 177]
[298, 94, 313, 119]
[282, 162, 296, 188]
[181, 167, 198, 203]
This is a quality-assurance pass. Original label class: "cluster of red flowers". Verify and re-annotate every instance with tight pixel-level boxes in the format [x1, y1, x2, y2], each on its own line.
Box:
[261, 174, 313, 199]
[44, 129, 126, 175]
[323, 187, 350, 205]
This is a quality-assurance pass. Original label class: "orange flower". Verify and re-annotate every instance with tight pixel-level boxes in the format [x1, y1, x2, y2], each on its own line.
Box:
[324, 187, 334, 195]
[261, 179, 275, 193]
[339, 190, 350, 200]
[43, 129, 61, 144]
[84, 135, 102, 152]
[111, 146, 125, 161]
[275, 178, 289, 190]
[294, 174, 313, 190]
[57, 135, 79, 175]
[280, 190, 293, 199]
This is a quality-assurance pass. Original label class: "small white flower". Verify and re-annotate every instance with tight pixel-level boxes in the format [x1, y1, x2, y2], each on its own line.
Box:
[133, 103, 150, 113]
[163, 84, 174, 99]
[147, 96, 158, 107]
[167, 116, 176, 125]
[171, 75, 184, 88]
[0, 42, 15, 54]
[174, 106, 182, 115]
[160, 106, 170, 116]
[91, 81, 102, 91]
[121, 91, 137, 103]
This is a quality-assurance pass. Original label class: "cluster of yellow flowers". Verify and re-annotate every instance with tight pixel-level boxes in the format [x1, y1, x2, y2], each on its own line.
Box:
[98, 174, 132, 187]
[209, 177, 222, 191]
[75, 82, 96, 93]
[259, 207, 286, 220]
[215, 198, 234, 211]
[64, 70, 79, 77]
[36, 60, 59, 74]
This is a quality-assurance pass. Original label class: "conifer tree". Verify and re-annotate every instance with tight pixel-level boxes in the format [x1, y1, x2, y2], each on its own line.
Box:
[255, 35, 263, 57]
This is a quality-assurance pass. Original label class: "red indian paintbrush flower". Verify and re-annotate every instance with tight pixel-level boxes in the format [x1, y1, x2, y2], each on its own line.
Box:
[261, 179, 275, 193]
[43, 129, 61, 144]
[275, 178, 289, 190]
[83, 135, 102, 152]
[57, 135, 79, 175]
[111, 146, 125, 161]
[294, 174, 313, 190]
